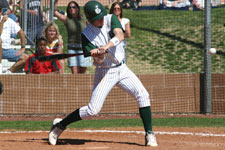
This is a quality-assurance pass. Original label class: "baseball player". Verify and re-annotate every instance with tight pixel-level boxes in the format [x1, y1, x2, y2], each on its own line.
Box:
[49, 1, 158, 147]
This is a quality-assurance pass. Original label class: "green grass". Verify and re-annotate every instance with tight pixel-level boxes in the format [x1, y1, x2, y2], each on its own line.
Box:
[55, 7, 225, 74]
[1, 117, 225, 131]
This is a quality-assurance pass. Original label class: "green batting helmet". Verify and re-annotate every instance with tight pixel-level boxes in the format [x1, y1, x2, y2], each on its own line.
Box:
[84, 1, 107, 22]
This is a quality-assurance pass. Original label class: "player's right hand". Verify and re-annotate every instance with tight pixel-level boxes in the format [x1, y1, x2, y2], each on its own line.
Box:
[91, 49, 105, 60]
[90, 48, 100, 56]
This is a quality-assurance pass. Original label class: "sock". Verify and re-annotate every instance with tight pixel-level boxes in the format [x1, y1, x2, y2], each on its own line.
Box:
[139, 106, 152, 133]
[60, 108, 82, 129]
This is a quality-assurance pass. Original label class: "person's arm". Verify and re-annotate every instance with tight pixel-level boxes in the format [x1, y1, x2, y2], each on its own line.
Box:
[50, 60, 61, 74]
[97, 15, 124, 54]
[24, 56, 33, 74]
[54, 0, 67, 23]
[172, 0, 185, 7]
[98, 28, 124, 52]
[56, 35, 63, 54]
[124, 21, 131, 38]
[17, 29, 26, 55]
[0, 15, 8, 35]
[81, 33, 103, 64]
[0, 15, 6, 63]
[163, 0, 168, 5]
[40, 3, 49, 23]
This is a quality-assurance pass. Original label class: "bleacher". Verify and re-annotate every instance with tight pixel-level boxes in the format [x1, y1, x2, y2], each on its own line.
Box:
[0, 45, 31, 74]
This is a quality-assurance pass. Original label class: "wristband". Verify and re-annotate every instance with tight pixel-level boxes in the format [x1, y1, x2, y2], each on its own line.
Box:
[110, 37, 120, 46]
[21, 45, 25, 48]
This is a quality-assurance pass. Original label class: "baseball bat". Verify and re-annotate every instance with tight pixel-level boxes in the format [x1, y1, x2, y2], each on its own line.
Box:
[38, 53, 85, 62]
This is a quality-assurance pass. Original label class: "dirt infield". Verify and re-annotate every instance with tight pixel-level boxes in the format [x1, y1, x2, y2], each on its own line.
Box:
[0, 127, 225, 150]
[1, 115, 225, 150]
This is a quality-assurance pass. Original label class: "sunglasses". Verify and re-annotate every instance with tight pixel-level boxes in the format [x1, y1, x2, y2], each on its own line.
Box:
[114, 7, 120, 10]
[69, 6, 77, 9]
[47, 30, 56, 33]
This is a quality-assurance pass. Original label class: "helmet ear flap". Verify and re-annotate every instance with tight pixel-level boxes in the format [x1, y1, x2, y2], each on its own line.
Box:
[84, 1, 107, 22]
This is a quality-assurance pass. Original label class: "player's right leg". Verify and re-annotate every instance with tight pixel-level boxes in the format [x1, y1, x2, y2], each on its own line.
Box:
[49, 68, 118, 145]
[48, 118, 64, 145]
[48, 108, 81, 145]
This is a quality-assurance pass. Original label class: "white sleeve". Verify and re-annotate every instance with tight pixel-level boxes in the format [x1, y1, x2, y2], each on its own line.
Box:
[9, 18, 21, 35]
[124, 18, 130, 25]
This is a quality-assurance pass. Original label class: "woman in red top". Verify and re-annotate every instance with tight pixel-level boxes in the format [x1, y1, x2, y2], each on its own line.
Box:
[24, 37, 61, 74]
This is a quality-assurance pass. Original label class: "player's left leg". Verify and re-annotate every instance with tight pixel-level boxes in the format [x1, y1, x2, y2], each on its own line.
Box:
[117, 65, 158, 146]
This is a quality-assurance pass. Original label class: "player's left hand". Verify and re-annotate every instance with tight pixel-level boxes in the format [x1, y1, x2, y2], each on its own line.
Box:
[90, 48, 106, 56]
[90, 48, 100, 56]
[98, 46, 109, 54]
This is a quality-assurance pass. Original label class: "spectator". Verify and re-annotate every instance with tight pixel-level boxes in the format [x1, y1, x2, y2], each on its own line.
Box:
[2, 0, 19, 40]
[24, 37, 61, 74]
[20, 0, 45, 45]
[107, 0, 122, 9]
[120, 0, 138, 9]
[0, 0, 9, 73]
[192, 0, 214, 10]
[54, 0, 92, 74]
[0, 0, 29, 74]
[7, 0, 18, 23]
[136, 0, 142, 8]
[110, 2, 131, 39]
[159, 0, 191, 10]
[4, 0, 21, 40]
[110, 2, 131, 62]
[43, 22, 65, 74]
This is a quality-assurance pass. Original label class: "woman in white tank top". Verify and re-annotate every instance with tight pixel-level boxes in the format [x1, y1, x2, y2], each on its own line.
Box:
[109, 2, 131, 62]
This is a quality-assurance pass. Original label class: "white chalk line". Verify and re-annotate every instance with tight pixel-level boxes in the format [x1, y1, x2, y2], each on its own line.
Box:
[0, 130, 225, 137]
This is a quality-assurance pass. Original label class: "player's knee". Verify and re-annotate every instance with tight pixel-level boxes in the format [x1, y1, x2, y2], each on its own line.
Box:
[143, 90, 149, 98]
[138, 89, 149, 99]
[87, 106, 100, 116]
[87, 109, 99, 116]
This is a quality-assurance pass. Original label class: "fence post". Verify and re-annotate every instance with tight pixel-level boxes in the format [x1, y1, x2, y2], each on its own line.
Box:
[49, 0, 54, 22]
[22, 0, 28, 35]
[203, 0, 212, 114]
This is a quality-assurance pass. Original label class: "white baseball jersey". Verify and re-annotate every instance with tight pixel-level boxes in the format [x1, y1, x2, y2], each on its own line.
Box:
[79, 14, 150, 119]
[82, 14, 125, 67]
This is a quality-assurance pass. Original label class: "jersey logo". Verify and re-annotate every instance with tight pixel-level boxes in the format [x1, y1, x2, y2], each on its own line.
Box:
[95, 7, 101, 14]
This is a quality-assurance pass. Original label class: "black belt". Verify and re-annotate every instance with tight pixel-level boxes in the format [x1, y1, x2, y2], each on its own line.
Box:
[116, 59, 126, 67]
[97, 60, 125, 69]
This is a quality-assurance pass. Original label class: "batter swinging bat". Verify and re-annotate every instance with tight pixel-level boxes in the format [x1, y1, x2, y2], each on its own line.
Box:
[38, 53, 85, 62]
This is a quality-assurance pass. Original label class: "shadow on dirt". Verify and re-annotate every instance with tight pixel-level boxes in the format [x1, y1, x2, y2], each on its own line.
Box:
[28, 138, 145, 146]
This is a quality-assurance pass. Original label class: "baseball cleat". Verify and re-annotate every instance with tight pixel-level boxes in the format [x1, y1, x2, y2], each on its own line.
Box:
[48, 118, 64, 145]
[145, 131, 158, 147]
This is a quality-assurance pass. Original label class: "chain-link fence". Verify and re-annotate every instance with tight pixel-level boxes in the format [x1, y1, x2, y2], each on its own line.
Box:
[0, 0, 224, 115]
